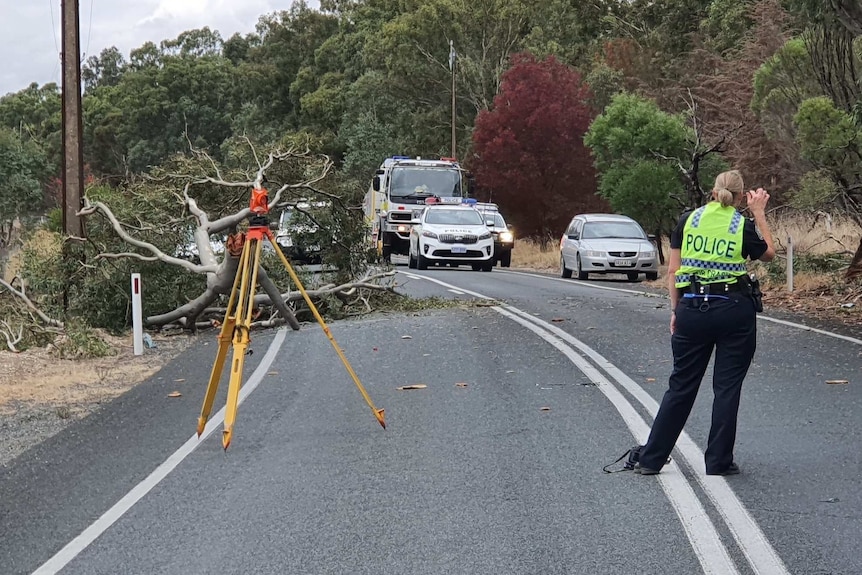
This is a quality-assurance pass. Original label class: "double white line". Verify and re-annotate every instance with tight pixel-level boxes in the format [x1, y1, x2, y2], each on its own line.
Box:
[402, 272, 789, 575]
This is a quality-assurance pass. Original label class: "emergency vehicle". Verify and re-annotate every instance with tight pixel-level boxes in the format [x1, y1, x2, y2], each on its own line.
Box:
[275, 200, 330, 264]
[473, 202, 514, 267]
[363, 156, 474, 263]
[408, 199, 495, 271]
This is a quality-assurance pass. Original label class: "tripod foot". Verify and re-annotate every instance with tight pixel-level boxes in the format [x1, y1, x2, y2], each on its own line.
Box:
[222, 429, 233, 451]
[196, 417, 207, 438]
[375, 408, 386, 429]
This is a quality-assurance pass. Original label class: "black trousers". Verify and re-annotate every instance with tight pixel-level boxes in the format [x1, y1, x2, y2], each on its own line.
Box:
[639, 295, 757, 474]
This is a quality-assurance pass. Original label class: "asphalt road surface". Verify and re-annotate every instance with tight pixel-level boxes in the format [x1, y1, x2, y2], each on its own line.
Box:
[2, 266, 860, 575]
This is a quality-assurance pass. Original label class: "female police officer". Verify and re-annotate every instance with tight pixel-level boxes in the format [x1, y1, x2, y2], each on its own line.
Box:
[635, 170, 775, 476]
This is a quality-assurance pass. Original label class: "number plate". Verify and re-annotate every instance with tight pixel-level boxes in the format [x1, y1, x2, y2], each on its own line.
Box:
[452, 246, 467, 254]
[615, 259, 632, 267]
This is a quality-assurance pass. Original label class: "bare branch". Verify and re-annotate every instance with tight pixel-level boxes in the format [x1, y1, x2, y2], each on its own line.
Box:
[96, 252, 162, 263]
[0, 278, 64, 329]
[0, 320, 24, 352]
[79, 199, 215, 274]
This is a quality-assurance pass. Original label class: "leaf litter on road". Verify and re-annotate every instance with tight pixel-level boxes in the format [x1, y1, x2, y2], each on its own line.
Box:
[397, 384, 427, 391]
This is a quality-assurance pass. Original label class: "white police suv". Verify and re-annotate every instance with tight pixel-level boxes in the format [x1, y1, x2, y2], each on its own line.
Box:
[408, 200, 495, 271]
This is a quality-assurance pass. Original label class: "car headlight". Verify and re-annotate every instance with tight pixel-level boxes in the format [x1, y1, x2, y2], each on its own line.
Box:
[422, 230, 438, 239]
[499, 232, 513, 242]
[640, 249, 655, 257]
[584, 250, 604, 257]
[478, 231, 492, 240]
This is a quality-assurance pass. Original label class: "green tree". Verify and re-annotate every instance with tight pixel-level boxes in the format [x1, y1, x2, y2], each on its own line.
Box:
[0, 127, 50, 246]
[585, 92, 727, 253]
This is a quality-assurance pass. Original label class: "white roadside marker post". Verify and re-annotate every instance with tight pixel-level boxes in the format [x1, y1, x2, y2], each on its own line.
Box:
[787, 235, 794, 293]
[131, 273, 143, 355]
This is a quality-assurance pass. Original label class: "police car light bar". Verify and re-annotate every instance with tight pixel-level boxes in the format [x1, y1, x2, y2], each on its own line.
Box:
[425, 197, 439, 204]
[462, 198, 478, 205]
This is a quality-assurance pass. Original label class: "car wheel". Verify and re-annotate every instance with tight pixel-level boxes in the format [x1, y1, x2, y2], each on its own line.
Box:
[417, 253, 429, 270]
[576, 255, 588, 280]
[646, 272, 659, 281]
[481, 261, 493, 272]
[471, 263, 481, 271]
[561, 255, 572, 279]
[627, 272, 640, 282]
[500, 251, 511, 267]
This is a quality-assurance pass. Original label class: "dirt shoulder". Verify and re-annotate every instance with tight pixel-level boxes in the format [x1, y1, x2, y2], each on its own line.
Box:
[0, 333, 194, 467]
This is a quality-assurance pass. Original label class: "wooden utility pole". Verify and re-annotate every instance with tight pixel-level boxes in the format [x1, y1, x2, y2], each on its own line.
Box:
[61, 0, 85, 238]
[449, 40, 456, 159]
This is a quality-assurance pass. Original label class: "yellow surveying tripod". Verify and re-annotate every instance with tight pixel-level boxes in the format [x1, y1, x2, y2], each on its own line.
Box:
[197, 185, 386, 450]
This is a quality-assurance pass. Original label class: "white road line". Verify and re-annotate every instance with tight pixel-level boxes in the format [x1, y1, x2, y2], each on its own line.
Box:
[447, 289, 465, 295]
[500, 269, 862, 345]
[401, 271, 790, 575]
[503, 306, 790, 575]
[31, 329, 288, 575]
[496, 307, 738, 575]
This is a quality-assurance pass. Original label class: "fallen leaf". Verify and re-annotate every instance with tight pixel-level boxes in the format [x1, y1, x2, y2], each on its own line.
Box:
[401, 335, 413, 340]
[267, 371, 278, 375]
[397, 384, 428, 391]
[455, 383, 468, 388]
[422, 353, 431, 356]
[174, 378, 185, 383]
[826, 379, 849, 385]
[372, 347, 378, 351]
[506, 370, 515, 374]
[551, 318, 565, 323]
[646, 378, 656, 382]
[168, 391, 182, 398]
[539, 406, 551, 411]
[821, 497, 840, 503]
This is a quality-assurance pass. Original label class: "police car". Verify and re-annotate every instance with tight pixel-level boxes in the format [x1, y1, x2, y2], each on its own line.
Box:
[408, 199, 495, 271]
[474, 202, 514, 267]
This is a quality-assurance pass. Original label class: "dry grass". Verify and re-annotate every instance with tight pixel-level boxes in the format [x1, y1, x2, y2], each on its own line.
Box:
[512, 238, 560, 270]
[768, 212, 859, 256]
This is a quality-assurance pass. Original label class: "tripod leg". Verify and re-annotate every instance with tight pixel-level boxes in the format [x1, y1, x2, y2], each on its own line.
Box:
[268, 235, 386, 429]
[222, 238, 263, 450]
[197, 246, 245, 437]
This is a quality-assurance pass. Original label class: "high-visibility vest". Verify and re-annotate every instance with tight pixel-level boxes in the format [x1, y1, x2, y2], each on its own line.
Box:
[675, 202, 748, 289]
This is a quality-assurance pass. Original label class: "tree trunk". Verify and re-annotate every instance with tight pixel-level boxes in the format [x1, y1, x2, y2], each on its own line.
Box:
[653, 229, 665, 265]
[846, 236, 862, 281]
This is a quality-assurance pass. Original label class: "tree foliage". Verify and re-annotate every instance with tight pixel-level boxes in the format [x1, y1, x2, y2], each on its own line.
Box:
[472, 54, 606, 239]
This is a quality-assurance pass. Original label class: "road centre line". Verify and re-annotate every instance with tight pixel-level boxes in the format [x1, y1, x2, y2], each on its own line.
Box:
[31, 329, 288, 575]
[447, 288, 466, 295]
[497, 306, 738, 574]
[401, 271, 790, 575]
[501, 269, 862, 346]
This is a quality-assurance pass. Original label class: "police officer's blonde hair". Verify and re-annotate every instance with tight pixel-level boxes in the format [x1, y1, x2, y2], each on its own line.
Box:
[712, 170, 744, 208]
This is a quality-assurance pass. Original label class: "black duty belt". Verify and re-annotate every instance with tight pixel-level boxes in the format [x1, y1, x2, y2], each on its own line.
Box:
[687, 280, 744, 295]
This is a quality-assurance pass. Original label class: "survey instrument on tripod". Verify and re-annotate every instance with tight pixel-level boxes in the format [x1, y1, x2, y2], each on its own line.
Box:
[197, 183, 386, 450]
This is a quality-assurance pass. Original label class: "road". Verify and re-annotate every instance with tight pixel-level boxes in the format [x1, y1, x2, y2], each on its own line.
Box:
[1, 266, 861, 574]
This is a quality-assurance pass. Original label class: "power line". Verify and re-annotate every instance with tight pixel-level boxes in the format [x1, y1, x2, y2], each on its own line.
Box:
[84, 0, 94, 58]
[49, 0, 59, 53]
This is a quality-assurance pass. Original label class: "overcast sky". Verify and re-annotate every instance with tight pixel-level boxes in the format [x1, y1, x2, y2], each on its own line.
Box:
[0, 0, 319, 97]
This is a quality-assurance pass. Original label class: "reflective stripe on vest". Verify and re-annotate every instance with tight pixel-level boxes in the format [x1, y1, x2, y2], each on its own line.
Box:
[675, 202, 747, 288]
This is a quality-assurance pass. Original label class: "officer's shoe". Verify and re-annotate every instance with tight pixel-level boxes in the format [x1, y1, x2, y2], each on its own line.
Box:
[634, 463, 659, 475]
[706, 463, 740, 476]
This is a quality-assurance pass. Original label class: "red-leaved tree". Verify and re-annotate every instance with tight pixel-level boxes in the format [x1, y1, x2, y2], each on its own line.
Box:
[471, 53, 608, 240]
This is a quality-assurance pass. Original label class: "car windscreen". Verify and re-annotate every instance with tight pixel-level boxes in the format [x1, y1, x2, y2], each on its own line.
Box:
[425, 209, 484, 225]
[390, 167, 462, 198]
[582, 221, 646, 239]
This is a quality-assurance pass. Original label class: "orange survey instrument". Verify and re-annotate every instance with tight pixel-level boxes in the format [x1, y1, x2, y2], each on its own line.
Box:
[197, 185, 385, 450]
